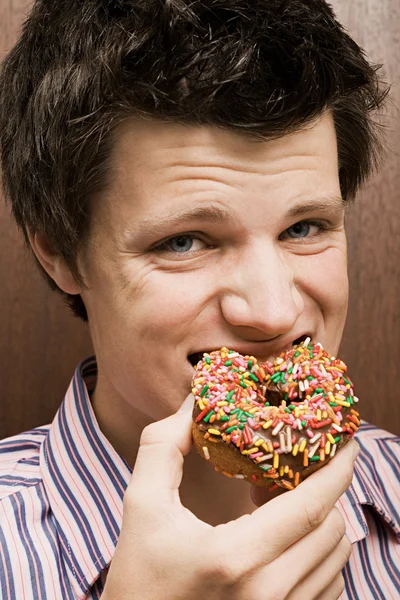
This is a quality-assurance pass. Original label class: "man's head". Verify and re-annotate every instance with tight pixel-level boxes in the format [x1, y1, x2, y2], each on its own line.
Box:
[0, 1, 388, 425]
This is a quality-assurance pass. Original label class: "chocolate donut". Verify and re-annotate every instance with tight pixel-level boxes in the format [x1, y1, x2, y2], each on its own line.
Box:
[191, 339, 360, 490]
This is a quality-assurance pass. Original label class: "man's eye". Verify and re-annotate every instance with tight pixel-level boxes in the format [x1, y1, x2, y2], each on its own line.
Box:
[281, 220, 325, 240]
[156, 235, 207, 254]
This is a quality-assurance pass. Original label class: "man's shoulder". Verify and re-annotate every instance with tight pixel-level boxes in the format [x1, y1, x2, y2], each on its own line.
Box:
[355, 420, 399, 454]
[355, 420, 399, 479]
[0, 425, 50, 500]
[356, 420, 399, 440]
[352, 420, 400, 539]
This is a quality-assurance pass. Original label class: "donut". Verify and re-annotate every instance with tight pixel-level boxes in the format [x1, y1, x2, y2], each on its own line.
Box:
[191, 339, 360, 490]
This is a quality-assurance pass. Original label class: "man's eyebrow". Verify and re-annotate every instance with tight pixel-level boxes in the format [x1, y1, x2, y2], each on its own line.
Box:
[286, 196, 346, 218]
[130, 196, 345, 242]
[138, 205, 234, 236]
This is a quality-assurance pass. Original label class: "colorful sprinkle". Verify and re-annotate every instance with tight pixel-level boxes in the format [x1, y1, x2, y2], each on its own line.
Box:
[193, 341, 359, 489]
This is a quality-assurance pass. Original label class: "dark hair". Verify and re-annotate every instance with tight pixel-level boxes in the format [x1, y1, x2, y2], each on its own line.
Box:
[0, 0, 388, 321]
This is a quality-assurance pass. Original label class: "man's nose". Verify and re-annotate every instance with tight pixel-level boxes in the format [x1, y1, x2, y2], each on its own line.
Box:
[219, 243, 304, 338]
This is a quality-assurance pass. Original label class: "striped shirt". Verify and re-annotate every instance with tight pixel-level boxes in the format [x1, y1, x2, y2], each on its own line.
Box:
[0, 357, 399, 599]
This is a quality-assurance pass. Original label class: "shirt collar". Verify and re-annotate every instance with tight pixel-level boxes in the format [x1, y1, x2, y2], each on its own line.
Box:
[337, 423, 400, 544]
[40, 357, 132, 598]
[40, 361, 400, 596]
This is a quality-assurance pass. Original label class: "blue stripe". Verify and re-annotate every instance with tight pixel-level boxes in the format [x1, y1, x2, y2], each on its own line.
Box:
[29, 428, 51, 435]
[9, 495, 40, 599]
[43, 437, 100, 591]
[0, 476, 42, 487]
[373, 510, 400, 588]
[0, 439, 43, 452]
[58, 394, 120, 543]
[376, 440, 400, 532]
[80, 358, 97, 380]
[73, 374, 130, 495]
[47, 412, 105, 564]
[345, 481, 369, 536]
[15, 492, 48, 598]
[80, 356, 97, 368]
[88, 576, 105, 600]
[356, 445, 399, 522]
[0, 516, 17, 600]
[357, 423, 378, 432]
[20, 428, 50, 437]
[35, 484, 76, 600]
[357, 521, 388, 600]
[50, 517, 92, 592]
[19, 457, 40, 466]
[342, 555, 358, 600]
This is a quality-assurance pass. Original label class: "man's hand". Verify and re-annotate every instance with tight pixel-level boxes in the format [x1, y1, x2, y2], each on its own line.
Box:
[102, 393, 359, 600]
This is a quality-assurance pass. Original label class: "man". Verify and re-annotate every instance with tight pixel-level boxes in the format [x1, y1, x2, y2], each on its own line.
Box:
[0, 1, 398, 599]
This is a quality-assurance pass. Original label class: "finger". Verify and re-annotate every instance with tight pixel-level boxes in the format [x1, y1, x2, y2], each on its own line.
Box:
[315, 574, 346, 600]
[128, 393, 194, 503]
[250, 482, 286, 506]
[239, 507, 346, 599]
[220, 440, 359, 567]
[286, 535, 351, 600]
[271, 506, 346, 596]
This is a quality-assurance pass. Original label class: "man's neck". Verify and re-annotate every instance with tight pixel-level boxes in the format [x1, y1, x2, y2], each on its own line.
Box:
[91, 375, 257, 524]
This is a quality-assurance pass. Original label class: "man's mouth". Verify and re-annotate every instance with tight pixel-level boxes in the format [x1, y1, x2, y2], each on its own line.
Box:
[187, 334, 311, 369]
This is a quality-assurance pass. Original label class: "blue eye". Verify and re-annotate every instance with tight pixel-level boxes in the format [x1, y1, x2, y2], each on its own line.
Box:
[153, 234, 208, 257]
[167, 236, 194, 252]
[286, 221, 312, 238]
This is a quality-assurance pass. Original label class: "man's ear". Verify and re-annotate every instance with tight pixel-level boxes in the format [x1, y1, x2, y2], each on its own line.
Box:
[28, 231, 82, 295]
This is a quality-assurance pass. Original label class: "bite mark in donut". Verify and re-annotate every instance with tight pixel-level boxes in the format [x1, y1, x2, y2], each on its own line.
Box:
[191, 340, 360, 489]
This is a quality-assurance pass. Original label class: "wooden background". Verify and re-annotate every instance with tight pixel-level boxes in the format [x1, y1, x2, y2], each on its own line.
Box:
[0, 0, 399, 438]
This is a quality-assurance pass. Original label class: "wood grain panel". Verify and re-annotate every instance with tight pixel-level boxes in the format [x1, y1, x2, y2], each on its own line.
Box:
[332, 0, 400, 434]
[0, 1, 94, 439]
[0, 0, 399, 438]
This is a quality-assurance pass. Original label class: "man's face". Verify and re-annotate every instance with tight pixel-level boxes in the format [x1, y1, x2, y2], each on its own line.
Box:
[79, 112, 348, 421]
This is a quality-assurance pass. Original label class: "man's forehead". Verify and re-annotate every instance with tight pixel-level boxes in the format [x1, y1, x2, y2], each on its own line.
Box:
[92, 111, 341, 237]
[109, 111, 337, 176]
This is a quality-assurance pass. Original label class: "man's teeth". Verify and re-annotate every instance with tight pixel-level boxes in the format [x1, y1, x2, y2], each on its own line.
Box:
[189, 337, 311, 367]
[292, 335, 310, 346]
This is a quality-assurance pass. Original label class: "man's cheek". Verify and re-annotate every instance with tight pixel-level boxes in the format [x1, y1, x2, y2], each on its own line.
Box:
[294, 255, 348, 315]
[306, 248, 347, 283]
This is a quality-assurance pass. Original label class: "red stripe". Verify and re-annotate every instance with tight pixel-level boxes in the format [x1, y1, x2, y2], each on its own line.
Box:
[2, 506, 26, 599]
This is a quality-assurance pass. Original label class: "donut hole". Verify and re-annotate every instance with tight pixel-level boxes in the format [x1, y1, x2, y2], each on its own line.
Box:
[265, 389, 292, 407]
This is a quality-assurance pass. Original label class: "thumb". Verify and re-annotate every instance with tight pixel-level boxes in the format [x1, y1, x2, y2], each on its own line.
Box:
[177, 391, 196, 414]
[130, 393, 194, 501]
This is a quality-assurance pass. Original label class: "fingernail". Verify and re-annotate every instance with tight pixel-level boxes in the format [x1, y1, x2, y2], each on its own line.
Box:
[178, 393, 194, 413]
